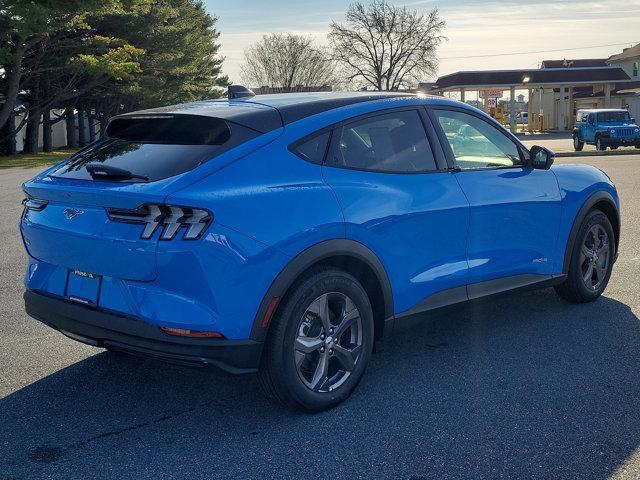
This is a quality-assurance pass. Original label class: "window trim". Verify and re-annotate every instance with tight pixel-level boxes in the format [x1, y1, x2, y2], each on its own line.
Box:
[323, 107, 445, 175]
[427, 106, 529, 172]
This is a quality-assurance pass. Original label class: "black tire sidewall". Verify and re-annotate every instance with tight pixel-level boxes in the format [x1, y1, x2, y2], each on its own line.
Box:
[267, 269, 374, 412]
[573, 134, 583, 151]
[569, 210, 615, 300]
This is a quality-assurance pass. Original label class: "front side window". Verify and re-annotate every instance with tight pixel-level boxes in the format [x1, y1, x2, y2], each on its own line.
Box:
[327, 110, 437, 173]
[434, 110, 521, 170]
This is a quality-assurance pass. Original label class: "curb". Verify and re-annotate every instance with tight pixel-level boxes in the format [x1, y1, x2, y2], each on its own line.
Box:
[555, 149, 640, 158]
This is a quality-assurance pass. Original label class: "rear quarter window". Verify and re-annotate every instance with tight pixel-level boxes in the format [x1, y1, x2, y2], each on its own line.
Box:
[290, 131, 331, 164]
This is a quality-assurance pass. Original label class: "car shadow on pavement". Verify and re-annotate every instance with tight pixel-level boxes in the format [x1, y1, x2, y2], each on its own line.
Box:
[2, 289, 640, 479]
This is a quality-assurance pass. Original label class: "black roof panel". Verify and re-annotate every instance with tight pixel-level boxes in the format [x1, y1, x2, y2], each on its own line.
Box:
[115, 91, 414, 134]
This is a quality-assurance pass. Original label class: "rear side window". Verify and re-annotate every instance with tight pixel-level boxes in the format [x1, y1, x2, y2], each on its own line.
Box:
[596, 111, 631, 122]
[327, 110, 437, 173]
[49, 115, 259, 182]
[291, 131, 330, 164]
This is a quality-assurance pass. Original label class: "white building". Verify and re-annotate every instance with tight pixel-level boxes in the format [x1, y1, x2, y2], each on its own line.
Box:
[533, 45, 640, 128]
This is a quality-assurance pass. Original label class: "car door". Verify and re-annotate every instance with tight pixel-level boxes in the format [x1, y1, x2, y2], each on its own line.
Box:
[585, 113, 596, 142]
[321, 108, 470, 315]
[429, 107, 562, 293]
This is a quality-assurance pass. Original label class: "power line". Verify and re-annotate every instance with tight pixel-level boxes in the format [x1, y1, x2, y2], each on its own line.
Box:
[441, 42, 633, 60]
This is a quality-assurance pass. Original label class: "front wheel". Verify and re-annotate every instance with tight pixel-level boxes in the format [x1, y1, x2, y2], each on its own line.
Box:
[259, 269, 374, 412]
[554, 210, 615, 303]
[573, 133, 584, 151]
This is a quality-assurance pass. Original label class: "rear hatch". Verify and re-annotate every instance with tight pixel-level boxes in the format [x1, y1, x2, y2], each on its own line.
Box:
[21, 103, 282, 282]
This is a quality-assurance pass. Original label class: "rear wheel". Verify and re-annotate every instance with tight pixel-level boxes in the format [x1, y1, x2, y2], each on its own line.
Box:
[554, 210, 615, 303]
[259, 268, 374, 412]
[573, 133, 584, 151]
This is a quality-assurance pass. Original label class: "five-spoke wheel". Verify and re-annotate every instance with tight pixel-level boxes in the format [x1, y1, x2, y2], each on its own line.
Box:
[579, 224, 610, 291]
[259, 269, 374, 412]
[294, 293, 363, 393]
[555, 209, 615, 303]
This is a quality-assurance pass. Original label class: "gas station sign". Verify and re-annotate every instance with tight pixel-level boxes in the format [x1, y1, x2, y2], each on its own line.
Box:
[480, 89, 504, 99]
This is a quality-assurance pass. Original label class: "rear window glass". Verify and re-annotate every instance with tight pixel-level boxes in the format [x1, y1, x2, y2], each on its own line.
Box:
[49, 115, 258, 182]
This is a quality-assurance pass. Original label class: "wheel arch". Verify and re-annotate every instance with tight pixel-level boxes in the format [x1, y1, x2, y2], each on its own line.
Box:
[562, 190, 620, 274]
[572, 128, 582, 140]
[250, 239, 394, 343]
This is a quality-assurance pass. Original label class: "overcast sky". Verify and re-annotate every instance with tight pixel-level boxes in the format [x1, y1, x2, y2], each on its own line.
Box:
[206, 0, 640, 84]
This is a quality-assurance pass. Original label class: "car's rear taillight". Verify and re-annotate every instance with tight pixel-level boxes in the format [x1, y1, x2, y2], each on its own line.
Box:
[106, 204, 211, 240]
[22, 190, 48, 211]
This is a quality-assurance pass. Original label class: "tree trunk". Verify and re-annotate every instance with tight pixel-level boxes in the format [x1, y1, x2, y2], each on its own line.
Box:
[0, 110, 17, 155]
[42, 109, 53, 152]
[23, 111, 41, 154]
[65, 106, 78, 148]
[88, 114, 96, 143]
[7, 110, 17, 155]
[0, 41, 28, 132]
[77, 108, 87, 147]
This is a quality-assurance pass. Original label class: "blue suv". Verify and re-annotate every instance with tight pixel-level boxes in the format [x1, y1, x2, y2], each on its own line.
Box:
[573, 108, 640, 151]
[21, 90, 620, 411]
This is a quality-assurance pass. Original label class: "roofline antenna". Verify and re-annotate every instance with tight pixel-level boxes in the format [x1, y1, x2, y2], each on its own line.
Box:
[228, 85, 256, 100]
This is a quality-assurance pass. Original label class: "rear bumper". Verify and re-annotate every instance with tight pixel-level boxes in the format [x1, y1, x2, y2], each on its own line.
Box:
[24, 290, 262, 374]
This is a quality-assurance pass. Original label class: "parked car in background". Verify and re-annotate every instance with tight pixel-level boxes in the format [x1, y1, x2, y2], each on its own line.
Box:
[573, 108, 640, 151]
[504, 112, 528, 125]
[21, 89, 620, 412]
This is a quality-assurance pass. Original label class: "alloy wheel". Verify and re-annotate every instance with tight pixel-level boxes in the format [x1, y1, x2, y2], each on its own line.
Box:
[294, 292, 363, 393]
[580, 224, 610, 291]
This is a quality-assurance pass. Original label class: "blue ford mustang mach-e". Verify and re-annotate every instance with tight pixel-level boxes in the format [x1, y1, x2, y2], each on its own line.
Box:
[21, 89, 620, 411]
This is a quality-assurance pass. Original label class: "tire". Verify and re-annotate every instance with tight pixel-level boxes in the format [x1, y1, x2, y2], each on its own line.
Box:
[573, 133, 584, 151]
[596, 135, 606, 151]
[554, 210, 615, 303]
[258, 268, 374, 412]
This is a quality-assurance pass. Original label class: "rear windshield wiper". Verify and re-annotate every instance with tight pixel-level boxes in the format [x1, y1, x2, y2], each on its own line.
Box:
[86, 163, 149, 182]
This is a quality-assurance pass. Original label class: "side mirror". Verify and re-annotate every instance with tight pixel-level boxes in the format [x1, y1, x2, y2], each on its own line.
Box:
[529, 145, 555, 170]
[632, 118, 636, 124]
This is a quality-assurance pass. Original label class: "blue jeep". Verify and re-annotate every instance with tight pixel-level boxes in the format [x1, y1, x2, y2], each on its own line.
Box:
[573, 109, 640, 151]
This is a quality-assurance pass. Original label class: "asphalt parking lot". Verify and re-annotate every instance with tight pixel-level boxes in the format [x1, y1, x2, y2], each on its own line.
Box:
[1, 154, 640, 480]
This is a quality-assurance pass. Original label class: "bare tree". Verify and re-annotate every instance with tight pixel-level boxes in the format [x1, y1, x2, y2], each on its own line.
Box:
[328, 0, 445, 91]
[240, 33, 336, 88]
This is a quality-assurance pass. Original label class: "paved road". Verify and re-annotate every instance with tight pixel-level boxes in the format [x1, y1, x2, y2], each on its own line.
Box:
[1, 156, 640, 479]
